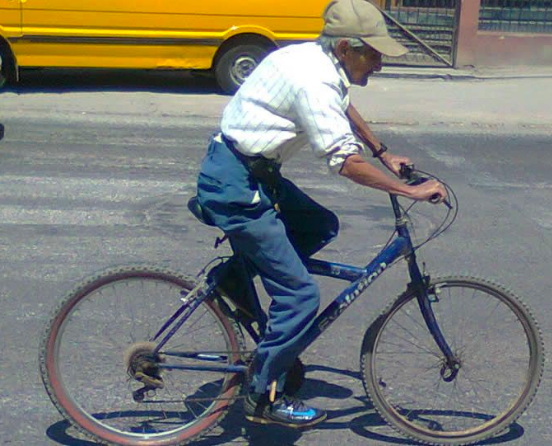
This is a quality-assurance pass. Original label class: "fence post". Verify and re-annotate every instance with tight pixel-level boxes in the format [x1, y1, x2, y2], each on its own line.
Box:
[454, 0, 481, 67]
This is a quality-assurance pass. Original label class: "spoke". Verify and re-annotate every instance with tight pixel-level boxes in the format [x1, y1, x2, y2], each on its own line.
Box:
[188, 399, 200, 420]
[429, 375, 443, 415]
[169, 322, 220, 347]
[401, 304, 434, 334]
[180, 308, 211, 335]
[390, 315, 442, 357]
[484, 297, 504, 325]
[465, 378, 495, 421]
[383, 326, 440, 359]
[378, 350, 437, 355]
[462, 368, 505, 416]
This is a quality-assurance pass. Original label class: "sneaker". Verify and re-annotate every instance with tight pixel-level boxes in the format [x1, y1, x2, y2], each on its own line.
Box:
[244, 392, 327, 428]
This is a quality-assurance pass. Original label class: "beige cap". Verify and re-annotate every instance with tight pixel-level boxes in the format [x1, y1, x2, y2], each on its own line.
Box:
[322, 0, 408, 57]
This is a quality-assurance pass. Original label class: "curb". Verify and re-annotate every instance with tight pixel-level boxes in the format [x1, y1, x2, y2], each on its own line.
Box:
[375, 68, 552, 81]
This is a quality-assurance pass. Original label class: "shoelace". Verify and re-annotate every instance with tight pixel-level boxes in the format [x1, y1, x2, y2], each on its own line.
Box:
[279, 396, 309, 413]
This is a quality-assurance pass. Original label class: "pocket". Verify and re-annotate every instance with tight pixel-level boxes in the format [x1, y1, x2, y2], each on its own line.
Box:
[198, 172, 223, 191]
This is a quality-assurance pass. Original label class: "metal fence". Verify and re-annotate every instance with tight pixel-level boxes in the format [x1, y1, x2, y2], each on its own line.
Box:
[479, 0, 552, 33]
[399, 1, 456, 6]
[380, 0, 458, 66]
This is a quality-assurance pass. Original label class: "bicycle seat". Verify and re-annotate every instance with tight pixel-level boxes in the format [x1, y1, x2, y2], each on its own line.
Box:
[187, 196, 216, 226]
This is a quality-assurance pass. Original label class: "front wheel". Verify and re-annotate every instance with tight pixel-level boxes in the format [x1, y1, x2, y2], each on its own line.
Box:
[361, 276, 544, 445]
[39, 265, 245, 446]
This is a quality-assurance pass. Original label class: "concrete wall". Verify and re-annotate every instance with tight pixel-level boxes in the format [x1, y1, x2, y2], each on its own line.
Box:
[455, 0, 552, 67]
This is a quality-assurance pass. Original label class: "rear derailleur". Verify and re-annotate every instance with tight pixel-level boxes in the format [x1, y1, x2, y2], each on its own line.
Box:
[124, 342, 165, 402]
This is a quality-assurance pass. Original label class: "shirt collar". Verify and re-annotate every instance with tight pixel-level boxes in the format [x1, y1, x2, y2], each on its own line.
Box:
[326, 47, 351, 90]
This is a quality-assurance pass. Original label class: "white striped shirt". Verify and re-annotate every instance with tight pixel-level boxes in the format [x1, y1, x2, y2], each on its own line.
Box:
[221, 42, 364, 173]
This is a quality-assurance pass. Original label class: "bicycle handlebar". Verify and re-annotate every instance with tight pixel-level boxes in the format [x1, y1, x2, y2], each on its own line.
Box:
[399, 164, 452, 209]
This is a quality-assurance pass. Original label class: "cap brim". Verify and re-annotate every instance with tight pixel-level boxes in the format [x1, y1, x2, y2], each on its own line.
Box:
[361, 36, 408, 57]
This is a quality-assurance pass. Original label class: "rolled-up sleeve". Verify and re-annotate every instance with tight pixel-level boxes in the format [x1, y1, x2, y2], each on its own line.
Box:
[293, 80, 364, 173]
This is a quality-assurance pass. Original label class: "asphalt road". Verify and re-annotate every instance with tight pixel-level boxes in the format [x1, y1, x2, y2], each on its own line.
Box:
[0, 71, 551, 446]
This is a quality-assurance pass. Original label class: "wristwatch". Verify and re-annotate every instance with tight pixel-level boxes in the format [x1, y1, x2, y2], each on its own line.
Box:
[373, 142, 388, 158]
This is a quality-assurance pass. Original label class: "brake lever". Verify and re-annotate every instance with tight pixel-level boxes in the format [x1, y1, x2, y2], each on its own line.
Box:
[399, 163, 414, 180]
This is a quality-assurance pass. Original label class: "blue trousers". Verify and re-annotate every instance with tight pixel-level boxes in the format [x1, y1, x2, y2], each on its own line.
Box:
[196, 134, 338, 394]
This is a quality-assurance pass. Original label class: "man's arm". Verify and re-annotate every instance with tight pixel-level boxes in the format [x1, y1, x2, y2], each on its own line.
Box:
[346, 103, 410, 177]
[339, 154, 447, 202]
[346, 103, 381, 154]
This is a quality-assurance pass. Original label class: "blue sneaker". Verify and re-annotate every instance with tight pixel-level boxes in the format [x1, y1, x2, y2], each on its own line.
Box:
[244, 392, 327, 428]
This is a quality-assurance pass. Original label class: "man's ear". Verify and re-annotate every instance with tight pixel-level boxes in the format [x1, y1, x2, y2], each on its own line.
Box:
[334, 39, 350, 62]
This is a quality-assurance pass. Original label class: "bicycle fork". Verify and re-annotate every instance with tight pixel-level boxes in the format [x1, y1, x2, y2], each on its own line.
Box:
[407, 253, 461, 382]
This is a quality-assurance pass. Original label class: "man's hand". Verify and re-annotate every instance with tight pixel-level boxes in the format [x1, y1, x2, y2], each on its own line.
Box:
[407, 180, 448, 203]
[378, 152, 411, 177]
[340, 154, 448, 204]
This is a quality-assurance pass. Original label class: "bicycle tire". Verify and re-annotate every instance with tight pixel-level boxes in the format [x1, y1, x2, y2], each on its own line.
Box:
[39, 265, 245, 446]
[360, 276, 544, 445]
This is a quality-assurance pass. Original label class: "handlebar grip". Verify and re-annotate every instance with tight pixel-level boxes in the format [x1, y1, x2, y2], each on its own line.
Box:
[401, 163, 453, 209]
[429, 194, 440, 204]
[430, 194, 453, 209]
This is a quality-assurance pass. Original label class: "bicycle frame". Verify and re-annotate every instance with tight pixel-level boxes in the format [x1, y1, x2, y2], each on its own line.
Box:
[155, 193, 457, 375]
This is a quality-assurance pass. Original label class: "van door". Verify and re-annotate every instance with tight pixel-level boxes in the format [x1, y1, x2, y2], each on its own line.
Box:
[0, 0, 21, 36]
[0, 0, 21, 82]
[16, 0, 217, 70]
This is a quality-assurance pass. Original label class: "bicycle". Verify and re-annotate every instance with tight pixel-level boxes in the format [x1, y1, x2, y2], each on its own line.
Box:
[39, 165, 544, 446]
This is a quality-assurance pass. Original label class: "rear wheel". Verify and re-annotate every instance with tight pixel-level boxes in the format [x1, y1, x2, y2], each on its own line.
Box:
[39, 265, 245, 446]
[361, 276, 544, 445]
[214, 44, 270, 94]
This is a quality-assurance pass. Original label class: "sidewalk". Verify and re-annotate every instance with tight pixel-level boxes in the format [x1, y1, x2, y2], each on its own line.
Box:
[0, 65, 550, 133]
[378, 65, 552, 81]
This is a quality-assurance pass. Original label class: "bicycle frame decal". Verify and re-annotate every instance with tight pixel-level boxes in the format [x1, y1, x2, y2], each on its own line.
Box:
[318, 262, 387, 332]
[306, 259, 365, 282]
[307, 236, 410, 340]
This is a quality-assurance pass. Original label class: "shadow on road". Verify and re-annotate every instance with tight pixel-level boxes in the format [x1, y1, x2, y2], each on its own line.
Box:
[45, 363, 526, 446]
[2, 68, 222, 95]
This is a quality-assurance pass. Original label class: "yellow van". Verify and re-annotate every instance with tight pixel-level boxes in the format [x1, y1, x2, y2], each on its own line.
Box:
[0, 0, 384, 93]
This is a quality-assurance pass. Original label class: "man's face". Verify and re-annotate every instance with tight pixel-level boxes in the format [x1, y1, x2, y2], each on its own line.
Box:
[337, 42, 383, 86]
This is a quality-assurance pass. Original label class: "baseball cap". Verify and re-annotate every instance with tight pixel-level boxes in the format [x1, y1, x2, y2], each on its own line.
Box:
[322, 0, 408, 57]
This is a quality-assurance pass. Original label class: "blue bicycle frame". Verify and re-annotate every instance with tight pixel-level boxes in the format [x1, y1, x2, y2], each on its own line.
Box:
[154, 193, 458, 376]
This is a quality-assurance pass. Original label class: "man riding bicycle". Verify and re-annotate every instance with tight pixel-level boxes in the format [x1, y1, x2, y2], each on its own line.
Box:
[195, 0, 447, 428]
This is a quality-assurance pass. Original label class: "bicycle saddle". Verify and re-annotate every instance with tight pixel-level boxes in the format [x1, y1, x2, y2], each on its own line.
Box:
[187, 196, 216, 226]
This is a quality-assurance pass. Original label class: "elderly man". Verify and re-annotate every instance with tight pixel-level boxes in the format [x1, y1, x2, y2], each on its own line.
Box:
[195, 0, 446, 428]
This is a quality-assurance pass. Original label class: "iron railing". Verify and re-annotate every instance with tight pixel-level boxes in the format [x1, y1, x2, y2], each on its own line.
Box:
[479, 0, 552, 33]
[381, 0, 458, 66]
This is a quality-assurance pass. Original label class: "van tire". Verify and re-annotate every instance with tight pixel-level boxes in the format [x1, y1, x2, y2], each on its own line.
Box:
[215, 44, 269, 94]
[0, 43, 17, 86]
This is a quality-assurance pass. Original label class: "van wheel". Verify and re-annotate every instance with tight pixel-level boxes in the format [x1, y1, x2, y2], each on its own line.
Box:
[0, 44, 17, 86]
[215, 44, 269, 94]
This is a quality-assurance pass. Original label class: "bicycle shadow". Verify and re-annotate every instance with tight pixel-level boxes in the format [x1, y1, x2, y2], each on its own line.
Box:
[1, 68, 221, 95]
[45, 364, 526, 446]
